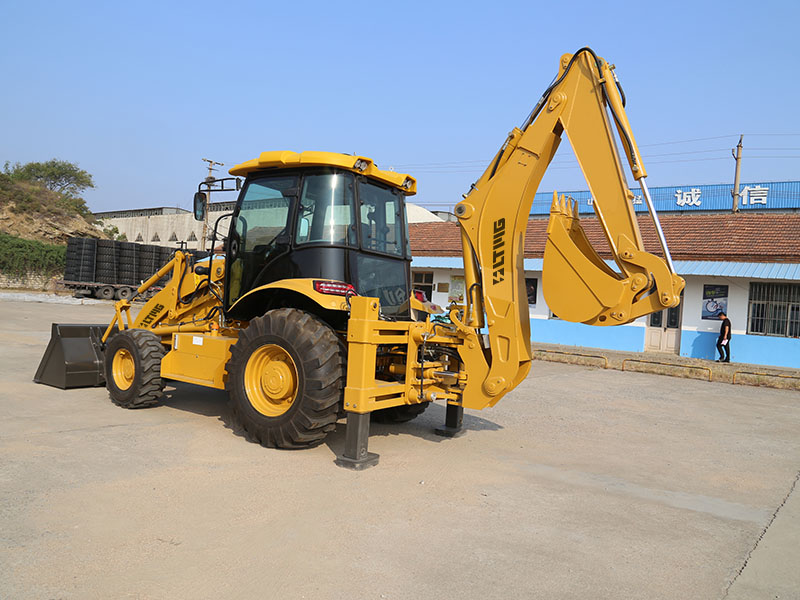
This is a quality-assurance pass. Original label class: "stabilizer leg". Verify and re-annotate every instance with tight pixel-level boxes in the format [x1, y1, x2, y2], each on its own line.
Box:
[435, 402, 465, 438]
[335, 412, 380, 470]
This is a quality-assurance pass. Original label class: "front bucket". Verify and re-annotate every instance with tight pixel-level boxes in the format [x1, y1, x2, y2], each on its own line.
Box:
[34, 324, 115, 389]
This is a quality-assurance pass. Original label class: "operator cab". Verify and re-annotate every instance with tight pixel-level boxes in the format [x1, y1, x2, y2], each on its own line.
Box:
[195, 152, 417, 321]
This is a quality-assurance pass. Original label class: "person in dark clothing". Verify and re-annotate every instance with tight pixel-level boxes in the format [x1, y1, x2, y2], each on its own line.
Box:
[716, 311, 731, 362]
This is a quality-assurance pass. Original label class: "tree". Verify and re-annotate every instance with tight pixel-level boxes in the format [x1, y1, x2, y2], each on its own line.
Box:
[99, 222, 127, 241]
[3, 159, 94, 199]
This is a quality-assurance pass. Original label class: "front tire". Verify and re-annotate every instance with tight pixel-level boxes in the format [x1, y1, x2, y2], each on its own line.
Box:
[226, 308, 345, 448]
[105, 329, 166, 408]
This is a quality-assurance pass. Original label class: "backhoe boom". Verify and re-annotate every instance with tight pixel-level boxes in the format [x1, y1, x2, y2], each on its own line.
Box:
[453, 47, 685, 408]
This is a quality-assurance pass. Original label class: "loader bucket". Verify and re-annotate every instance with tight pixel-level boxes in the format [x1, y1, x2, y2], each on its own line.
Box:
[34, 324, 115, 389]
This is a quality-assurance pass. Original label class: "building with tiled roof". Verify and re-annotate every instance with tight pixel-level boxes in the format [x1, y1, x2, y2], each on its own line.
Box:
[408, 195, 800, 369]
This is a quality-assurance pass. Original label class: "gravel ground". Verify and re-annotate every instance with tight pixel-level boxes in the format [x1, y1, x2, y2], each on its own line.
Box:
[1, 298, 799, 600]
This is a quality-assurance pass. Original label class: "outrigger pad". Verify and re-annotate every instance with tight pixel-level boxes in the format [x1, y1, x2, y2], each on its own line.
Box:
[34, 324, 115, 389]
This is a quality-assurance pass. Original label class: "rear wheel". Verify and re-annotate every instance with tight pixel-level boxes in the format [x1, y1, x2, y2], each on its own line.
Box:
[226, 308, 344, 448]
[115, 286, 133, 300]
[105, 329, 166, 408]
[372, 402, 430, 423]
[97, 286, 115, 300]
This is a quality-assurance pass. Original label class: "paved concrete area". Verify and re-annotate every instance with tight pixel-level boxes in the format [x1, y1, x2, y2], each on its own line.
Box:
[1, 297, 799, 599]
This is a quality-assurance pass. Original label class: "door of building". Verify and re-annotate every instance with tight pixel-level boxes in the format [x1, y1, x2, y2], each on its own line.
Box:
[645, 302, 682, 353]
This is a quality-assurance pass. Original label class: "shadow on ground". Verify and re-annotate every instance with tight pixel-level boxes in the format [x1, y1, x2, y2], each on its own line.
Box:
[158, 382, 502, 458]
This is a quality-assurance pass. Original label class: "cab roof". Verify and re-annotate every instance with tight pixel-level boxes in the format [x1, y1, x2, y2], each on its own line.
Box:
[228, 150, 417, 195]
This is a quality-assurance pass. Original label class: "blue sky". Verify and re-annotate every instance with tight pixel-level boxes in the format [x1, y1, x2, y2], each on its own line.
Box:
[1, 0, 798, 213]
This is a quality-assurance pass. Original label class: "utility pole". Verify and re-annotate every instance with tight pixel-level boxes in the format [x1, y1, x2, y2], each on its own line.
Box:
[200, 158, 224, 249]
[731, 135, 743, 213]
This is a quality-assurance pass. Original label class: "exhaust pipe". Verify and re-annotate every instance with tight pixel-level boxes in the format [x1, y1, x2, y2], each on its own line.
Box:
[34, 323, 117, 389]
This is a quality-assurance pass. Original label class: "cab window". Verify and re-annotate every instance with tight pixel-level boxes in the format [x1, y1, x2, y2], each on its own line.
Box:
[295, 172, 356, 246]
[358, 180, 405, 257]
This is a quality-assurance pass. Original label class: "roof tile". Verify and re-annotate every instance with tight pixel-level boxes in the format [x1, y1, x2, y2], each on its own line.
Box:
[410, 213, 800, 262]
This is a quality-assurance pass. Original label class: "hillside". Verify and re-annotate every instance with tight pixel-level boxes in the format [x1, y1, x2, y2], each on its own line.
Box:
[0, 174, 105, 244]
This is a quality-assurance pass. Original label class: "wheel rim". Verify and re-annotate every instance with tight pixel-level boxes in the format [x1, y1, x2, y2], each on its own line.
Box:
[112, 348, 135, 390]
[244, 344, 298, 417]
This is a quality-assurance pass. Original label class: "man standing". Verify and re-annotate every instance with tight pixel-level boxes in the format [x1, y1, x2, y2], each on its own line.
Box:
[716, 311, 732, 362]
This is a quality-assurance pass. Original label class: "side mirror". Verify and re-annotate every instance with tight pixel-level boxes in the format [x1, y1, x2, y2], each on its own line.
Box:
[193, 192, 207, 221]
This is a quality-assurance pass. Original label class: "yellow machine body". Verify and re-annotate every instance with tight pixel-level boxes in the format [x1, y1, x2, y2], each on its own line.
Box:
[40, 49, 685, 466]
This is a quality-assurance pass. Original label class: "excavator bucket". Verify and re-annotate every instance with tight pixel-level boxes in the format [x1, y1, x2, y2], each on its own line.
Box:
[543, 193, 626, 324]
[34, 324, 115, 389]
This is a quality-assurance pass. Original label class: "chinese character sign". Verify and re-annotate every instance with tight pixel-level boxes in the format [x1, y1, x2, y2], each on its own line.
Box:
[740, 185, 769, 206]
[701, 284, 728, 320]
[675, 188, 702, 207]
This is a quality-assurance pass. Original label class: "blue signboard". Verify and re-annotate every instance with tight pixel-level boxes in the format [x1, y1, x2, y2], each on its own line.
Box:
[530, 181, 800, 215]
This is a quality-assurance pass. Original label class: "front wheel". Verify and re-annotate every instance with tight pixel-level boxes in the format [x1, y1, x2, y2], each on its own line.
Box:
[225, 308, 345, 448]
[105, 329, 166, 408]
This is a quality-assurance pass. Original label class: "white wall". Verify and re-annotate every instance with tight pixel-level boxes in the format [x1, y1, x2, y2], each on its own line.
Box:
[97, 213, 232, 250]
[681, 275, 750, 336]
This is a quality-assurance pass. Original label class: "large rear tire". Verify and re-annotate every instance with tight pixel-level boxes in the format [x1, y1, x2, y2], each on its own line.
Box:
[226, 308, 344, 448]
[105, 329, 166, 408]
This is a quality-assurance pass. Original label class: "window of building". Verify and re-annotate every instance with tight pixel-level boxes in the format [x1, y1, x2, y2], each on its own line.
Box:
[412, 271, 434, 302]
[525, 277, 538, 306]
[188, 231, 197, 241]
[169, 232, 178, 241]
[747, 282, 800, 338]
[151, 233, 160, 242]
[135, 233, 143, 242]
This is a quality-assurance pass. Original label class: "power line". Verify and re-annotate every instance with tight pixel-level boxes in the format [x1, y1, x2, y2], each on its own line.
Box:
[637, 135, 737, 147]
[390, 134, 800, 169]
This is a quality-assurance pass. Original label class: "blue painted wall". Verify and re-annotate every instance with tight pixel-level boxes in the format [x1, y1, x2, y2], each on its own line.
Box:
[530, 318, 644, 352]
[680, 331, 800, 369]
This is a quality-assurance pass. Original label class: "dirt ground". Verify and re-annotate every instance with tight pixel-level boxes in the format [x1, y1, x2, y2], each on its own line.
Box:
[1, 296, 799, 599]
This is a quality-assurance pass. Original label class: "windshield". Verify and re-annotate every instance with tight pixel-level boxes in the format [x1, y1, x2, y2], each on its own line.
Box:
[358, 180, 406, 257]
[295, 172, 357, 246]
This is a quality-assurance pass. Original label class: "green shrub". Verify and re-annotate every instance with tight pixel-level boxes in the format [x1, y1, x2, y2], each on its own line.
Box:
[0, 233, 66, 277]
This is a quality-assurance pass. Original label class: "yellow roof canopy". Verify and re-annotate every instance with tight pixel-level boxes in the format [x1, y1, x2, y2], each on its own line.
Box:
[228, 150, 416, 195]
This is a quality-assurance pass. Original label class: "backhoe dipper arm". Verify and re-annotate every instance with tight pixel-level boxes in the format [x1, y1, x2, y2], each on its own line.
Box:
[453, 48, 685, 410]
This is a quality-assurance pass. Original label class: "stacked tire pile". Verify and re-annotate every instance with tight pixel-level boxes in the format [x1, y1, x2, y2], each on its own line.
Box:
[137, 245, 162, 286]
[95, 240, 119, 286]
[118, 242, 139, 286]
[64, 238, 97, 283]
[63, 237, 195, 301]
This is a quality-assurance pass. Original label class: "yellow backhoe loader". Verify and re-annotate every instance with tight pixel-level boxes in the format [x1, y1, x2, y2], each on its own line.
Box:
[35, 48, 684, 468]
